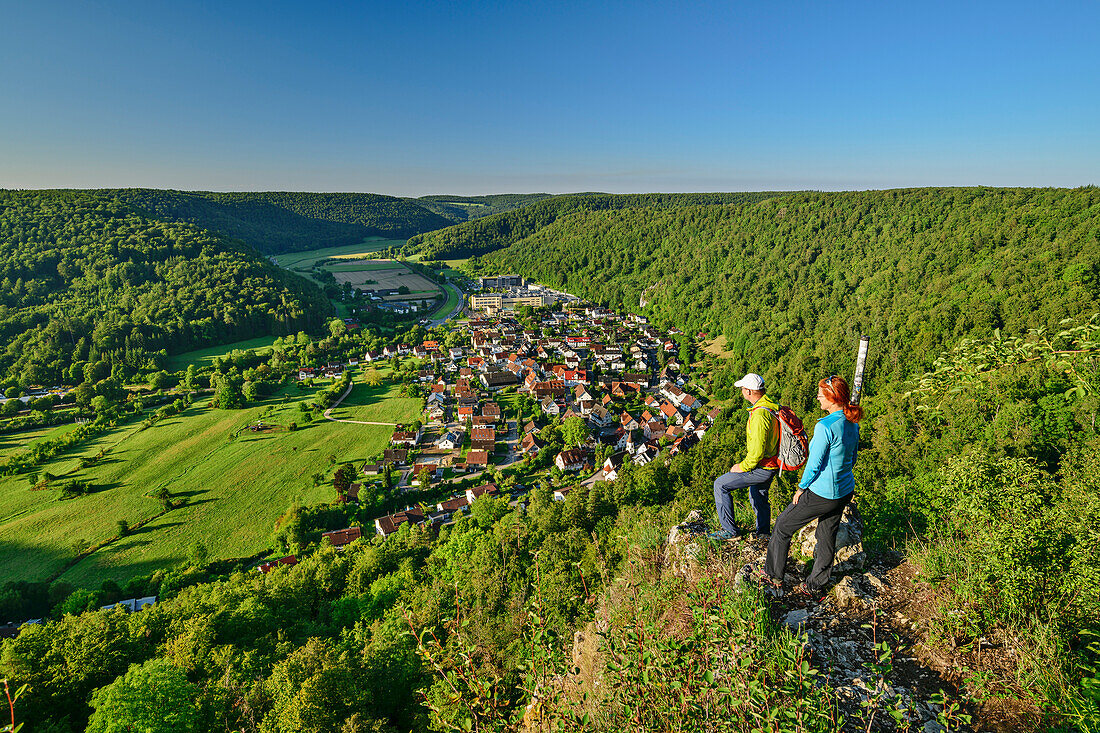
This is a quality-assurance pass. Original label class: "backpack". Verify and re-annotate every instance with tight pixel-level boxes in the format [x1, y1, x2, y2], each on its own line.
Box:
[753, 405, 809, 472]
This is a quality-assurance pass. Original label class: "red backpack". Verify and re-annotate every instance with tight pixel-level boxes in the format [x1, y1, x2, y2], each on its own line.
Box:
[752, 404, 809, 472]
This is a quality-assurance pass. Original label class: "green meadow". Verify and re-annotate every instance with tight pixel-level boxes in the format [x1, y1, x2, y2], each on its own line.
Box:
[433, 284, 463, 321]
[326, 380, 421, 425]
[166, 335, 281, 371]
[0, 376, 419, 588]
[272, 238, 406, 270]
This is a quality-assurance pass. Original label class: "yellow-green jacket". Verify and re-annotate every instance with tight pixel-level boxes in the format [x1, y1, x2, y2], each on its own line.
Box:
[740, 394, 780, 471]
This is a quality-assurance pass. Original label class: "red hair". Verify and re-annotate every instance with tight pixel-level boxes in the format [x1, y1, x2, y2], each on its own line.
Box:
[820, 375, 863, 423]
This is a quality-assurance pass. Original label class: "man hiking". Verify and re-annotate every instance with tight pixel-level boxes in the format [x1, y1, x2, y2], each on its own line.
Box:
[710, 373, 779, 540]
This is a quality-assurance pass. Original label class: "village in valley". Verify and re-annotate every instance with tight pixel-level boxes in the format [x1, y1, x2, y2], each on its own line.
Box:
[264, 274, 718, 570]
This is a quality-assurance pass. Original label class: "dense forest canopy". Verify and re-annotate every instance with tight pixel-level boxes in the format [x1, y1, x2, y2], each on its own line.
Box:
[476, 187, 1100, 410]
[404, 191, 790, 260]
[0, 190, 329, 385]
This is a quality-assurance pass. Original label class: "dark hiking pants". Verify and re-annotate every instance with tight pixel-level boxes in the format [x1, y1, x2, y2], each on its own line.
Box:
[765, 489, 854, 590]
[713, 467, 777, 535]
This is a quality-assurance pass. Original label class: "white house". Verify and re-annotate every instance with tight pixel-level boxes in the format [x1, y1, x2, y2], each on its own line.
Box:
[436, 432, 460, 450]
[554, 449, 586, 472]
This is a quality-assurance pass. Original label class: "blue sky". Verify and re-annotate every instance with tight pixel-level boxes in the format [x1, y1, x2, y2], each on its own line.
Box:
[1, 0, 1097, 194]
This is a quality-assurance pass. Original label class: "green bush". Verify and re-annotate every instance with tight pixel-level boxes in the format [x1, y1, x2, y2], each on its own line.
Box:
[86, 658, 200, 733]
[920, 453, 1100, 635]
[58, 480, 92, 500]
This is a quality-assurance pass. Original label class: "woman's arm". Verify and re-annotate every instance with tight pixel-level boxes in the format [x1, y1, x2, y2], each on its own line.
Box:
[798, 422, 830, 490]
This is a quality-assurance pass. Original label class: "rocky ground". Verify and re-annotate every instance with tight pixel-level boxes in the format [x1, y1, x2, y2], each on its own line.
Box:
[667, 508, 1043, 732]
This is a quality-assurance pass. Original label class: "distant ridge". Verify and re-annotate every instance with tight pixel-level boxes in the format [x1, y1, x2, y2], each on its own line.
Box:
[107, 189, 452, 255]
[403, 191, 790, 261]
[415, 193, 555, 223]
[84, 190, 560, 256]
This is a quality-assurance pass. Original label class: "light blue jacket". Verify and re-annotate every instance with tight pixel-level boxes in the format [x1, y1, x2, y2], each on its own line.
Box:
[798, 410, 858, 500]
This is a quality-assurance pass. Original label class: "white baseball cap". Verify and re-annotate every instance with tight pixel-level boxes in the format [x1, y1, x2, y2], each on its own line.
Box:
[734, 373, 765, 390]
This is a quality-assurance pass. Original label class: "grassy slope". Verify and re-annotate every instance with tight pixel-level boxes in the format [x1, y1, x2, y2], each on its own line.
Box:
[326, 380, 422, 424]
[0, 377, 421, 588]
[433, 285, 463, 321]
[166, 335, 281, 371]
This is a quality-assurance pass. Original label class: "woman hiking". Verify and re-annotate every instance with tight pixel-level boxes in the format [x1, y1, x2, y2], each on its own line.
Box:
[747, 374, 862, 599]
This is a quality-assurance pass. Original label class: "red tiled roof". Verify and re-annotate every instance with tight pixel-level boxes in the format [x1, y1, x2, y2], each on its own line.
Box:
[438, 495, 470, 512]
[375, 508, 425, 535]
[258, 555, 297, 573]
[468, 482, 498, 499]
[556, 449, 586, 467]
[383, 449, 408, 463]
[471, 426, 496, 442]
[322, 526, 362, 547]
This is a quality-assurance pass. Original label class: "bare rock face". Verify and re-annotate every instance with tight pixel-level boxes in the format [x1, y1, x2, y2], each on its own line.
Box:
[797, 500, 865, 573]
[832, 575, 871, 610]
[665, 509, 708, 579]
[831, 570, 890, 610]
[783, 608, 811, 630]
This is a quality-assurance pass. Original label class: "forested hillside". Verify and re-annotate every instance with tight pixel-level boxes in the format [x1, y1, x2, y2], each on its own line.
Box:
[105, 190, 565, 256]
[109, 190, 455, 254]
[0, 190, 329, 385]
[465, 186, 1100, 729]
[476, 187, 1100, 409]
[404, 191, 789, 260]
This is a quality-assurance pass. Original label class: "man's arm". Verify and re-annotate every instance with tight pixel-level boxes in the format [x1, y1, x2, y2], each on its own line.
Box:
[738, 408, 767, 471]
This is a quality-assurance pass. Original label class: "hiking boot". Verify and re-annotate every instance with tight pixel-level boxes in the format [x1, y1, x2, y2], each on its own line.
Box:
[791, 581, 826, 602]
[742, 562, 782, 590]
[707, 529, 739, 541]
